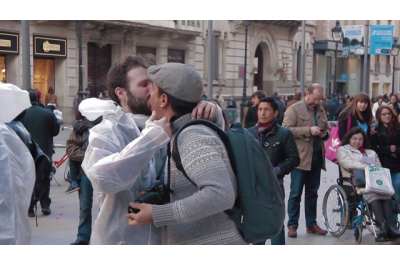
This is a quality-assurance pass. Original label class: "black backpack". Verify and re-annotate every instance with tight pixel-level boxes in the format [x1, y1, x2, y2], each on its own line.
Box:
[173, 120, 285, 243]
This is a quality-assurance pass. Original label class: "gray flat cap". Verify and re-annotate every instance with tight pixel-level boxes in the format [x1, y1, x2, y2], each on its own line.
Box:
[148, 63, 203, 103]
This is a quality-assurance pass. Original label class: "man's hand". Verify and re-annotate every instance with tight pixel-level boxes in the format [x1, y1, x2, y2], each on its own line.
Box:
[125, 202, 154, 226]
[191, 101, 217, 120]
[310, 126, 322, 136]
[390, 145, 396, 153]
[319, 130, 328, 138]
[148, 111, 172, 138]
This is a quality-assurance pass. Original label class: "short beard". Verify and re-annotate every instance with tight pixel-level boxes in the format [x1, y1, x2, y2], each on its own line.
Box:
[126, 90, 152, 116]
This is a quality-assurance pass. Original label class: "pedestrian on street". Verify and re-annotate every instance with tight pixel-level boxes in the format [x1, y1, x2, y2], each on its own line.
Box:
[282, 83, 329, 238]
[249, 97, 300, 245]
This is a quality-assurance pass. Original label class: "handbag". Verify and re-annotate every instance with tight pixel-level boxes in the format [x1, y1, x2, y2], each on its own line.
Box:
[325, 115, 351, 164]
[364, 165, 395, 196]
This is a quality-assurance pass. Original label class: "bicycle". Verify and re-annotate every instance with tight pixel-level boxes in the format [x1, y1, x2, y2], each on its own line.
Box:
[51, 126, 72, 185]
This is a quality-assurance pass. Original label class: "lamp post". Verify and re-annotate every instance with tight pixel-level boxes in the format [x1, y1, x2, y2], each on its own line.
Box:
[331, 20, 343, 95]
[240, 20, 251, 123]
[78, 20, 84, 103]
[391, 37, 400, 94]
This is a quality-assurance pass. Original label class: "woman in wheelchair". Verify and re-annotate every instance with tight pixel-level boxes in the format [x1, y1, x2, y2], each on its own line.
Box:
[337, 127, 400, 240]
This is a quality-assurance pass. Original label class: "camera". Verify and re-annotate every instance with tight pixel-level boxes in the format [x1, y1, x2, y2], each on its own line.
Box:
[127, 180, 170, 214]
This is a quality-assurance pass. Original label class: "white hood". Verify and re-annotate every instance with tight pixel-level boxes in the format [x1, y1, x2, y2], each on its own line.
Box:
[0, 83, 31, 123]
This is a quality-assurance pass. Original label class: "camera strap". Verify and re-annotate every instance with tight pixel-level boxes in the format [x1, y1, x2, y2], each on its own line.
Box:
[167, 142, 172, 193]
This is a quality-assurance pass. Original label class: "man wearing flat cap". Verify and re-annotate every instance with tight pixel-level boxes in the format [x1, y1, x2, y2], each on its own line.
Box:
[81, 56, 224, 245]
[126, 63, 246, 245]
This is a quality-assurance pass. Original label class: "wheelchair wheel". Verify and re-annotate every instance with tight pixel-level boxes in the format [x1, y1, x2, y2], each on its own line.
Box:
[64, 160, 71, 182]
[354, 223, 363, 244]
[323, 185, 349, 237]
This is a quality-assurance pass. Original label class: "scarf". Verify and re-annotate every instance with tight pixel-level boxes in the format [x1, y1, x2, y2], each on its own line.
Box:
[257, 121, 275, 141]
[359, 146, 366, 155]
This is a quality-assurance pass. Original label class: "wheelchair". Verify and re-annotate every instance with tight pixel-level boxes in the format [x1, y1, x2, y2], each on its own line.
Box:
[322, 176, 400, 244]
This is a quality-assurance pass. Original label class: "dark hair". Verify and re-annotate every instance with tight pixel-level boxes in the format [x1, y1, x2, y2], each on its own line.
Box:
[339, 92, 372, 125]
[259, 97, 278, 112]
[48, 87, 55, 94]
[106, 55, 150, 106]
[341, 127, 371, 149]
[27, 88, 38, 102]
[158, 87, 197, 116]
[376, 105, 400, 139]
[251, 90, 266, 99]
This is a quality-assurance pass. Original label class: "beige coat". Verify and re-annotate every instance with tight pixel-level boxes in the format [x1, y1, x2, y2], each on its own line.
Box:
[337, 144, 381, 177]
[282, 100, 329, 171]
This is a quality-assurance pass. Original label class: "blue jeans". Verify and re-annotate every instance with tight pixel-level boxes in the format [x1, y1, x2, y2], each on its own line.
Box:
[76, 174, 93, 244]
[392, 172, 400, 222]
[254, 182, 286, 245]
[287, 150, 322, 228]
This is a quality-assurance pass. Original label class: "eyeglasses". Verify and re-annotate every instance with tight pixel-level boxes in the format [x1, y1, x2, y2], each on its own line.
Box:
[380, 112, 392, 117]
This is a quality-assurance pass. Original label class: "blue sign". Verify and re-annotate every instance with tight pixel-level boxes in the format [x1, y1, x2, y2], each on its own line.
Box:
[370, 25, 394, 55]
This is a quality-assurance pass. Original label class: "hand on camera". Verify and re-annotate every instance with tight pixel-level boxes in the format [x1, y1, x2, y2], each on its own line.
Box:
[125, 202, 154, 226]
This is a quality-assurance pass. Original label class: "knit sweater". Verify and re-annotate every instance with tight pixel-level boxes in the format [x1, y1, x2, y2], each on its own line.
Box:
[152, 114, 247, 245]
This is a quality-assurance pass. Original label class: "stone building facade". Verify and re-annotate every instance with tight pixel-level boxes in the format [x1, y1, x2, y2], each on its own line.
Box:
[2, 20, 397, 123]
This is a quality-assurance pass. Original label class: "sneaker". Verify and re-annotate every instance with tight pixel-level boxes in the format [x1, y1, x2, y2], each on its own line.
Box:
[65, 184, 80, 194]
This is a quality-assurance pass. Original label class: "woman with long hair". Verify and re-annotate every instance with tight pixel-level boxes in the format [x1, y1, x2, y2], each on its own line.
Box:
[337, 127, 400, 240]
[338, 92, 372, 141]
[370, 105, 400, 223]
[45, 86, 59, 109]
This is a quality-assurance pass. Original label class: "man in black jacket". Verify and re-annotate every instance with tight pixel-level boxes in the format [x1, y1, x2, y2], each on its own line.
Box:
[21, 89, 60, 216]
[249, 97, 300, 244]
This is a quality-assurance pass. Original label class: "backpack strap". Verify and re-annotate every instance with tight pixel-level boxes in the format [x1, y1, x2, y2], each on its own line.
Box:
[172, 119, 237, 186]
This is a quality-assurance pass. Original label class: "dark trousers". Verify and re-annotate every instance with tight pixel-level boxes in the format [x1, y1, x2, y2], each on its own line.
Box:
[76, 174, 93, 244]
[69, 160, 81, 182]
[287, 150, 322, 228]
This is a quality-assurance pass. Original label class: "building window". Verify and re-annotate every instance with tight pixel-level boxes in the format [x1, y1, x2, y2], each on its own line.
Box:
[137, 46, 156, 63]
[168, 49, 185, 63]
[0, 55, 5, 83]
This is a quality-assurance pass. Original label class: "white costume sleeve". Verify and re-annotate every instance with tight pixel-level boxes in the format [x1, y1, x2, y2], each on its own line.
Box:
[0, 123, 35, 245]
[82, 114, 170, 195]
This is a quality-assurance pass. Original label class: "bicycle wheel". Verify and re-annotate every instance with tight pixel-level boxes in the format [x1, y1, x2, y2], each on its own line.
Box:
[64, 159, 71, 182]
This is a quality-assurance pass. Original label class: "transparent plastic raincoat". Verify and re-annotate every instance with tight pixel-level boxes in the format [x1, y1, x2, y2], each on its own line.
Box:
[81, 106, 170, 245]
[0, 123, 35, 244]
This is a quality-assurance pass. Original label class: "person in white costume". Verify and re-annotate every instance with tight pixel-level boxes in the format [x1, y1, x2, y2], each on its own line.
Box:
[0, 82, 35, 244]
[81, 56, 223, 244]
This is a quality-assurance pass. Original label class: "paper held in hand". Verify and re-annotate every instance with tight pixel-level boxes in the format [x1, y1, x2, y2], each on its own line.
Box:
[360, 156, 374, 164]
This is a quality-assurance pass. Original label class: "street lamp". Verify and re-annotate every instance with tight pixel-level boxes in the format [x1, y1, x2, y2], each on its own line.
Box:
[331, 20, 343, 95]
[241, 20, 252, 123]
[392, 37, 400, 94]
